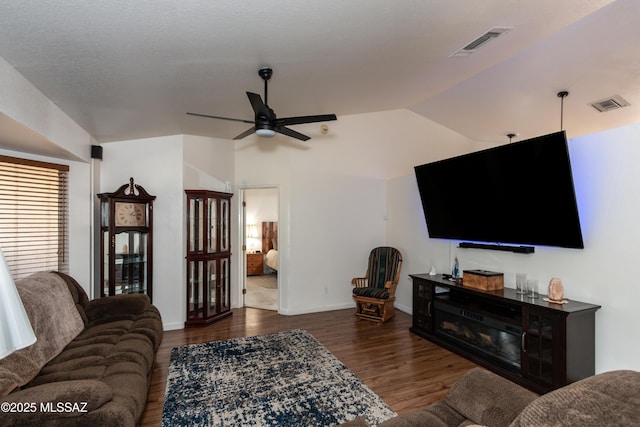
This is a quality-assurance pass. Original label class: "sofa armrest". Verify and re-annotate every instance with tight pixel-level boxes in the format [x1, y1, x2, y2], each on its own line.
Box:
[511, 370, 640, 427]
[444, 368, 537, 427]
[84, 293, 151, 325]
[378, 401, 465, 427]
[1, 380, 112, 426]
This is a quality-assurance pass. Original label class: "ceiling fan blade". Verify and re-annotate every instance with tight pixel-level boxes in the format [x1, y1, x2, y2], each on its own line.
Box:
[278, 114, 337, 126]
[190, 68, 336, 143]
[275, 126, 310, 142]
[233, 126, 257, 140]
[187, 112, 254, 124]
[246, 92, 270, 117]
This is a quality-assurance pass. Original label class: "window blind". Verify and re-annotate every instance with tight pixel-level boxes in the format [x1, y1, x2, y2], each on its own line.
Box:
[0, 155, 69, 279]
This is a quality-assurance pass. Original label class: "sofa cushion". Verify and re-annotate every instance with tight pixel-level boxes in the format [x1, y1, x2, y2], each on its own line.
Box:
[445, 368, 536, 427]
[1, 380, 113, 426]
[0, 272, 84, 396]
[511, 370, 640, 427]
[84, 293, 151, 326]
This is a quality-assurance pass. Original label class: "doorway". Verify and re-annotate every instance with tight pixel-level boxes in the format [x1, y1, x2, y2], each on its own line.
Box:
[241, 187, 279, 311]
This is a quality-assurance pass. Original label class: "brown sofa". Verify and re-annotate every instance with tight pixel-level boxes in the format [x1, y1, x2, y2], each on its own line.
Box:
[343, 367, 640, 427]
[0, 272, 163, 426]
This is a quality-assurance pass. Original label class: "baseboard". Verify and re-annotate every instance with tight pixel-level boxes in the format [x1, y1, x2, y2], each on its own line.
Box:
[282, 301, 412, 317]
[279, 302, 355, 316]
[163, 321, 184, 331]
[394, 302, 412, 315]
[167, 302, 411, 327]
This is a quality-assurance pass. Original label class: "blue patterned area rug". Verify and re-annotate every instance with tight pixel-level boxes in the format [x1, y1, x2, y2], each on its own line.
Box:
[161, 329, 396, 426]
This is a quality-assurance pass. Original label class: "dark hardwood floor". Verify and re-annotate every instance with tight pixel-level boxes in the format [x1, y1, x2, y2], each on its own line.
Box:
[140, 308, 477, 426]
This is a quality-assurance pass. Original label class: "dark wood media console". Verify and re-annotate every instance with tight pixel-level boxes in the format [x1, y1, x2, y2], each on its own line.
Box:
[410, 273, 600, 394]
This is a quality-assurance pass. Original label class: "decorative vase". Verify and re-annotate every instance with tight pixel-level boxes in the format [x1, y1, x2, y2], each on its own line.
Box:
[548, 277, 564, 301]
[452, 257, 460, 279]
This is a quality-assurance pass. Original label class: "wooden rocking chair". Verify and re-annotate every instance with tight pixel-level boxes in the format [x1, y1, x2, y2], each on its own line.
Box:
[351, 246, 403, 323]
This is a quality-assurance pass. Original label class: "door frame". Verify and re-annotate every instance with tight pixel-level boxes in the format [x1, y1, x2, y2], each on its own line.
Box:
[237, 185, 280, 312]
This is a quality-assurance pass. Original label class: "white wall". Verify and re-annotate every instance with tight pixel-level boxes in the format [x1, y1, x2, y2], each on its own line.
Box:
[244, 188, 278, 253]
[101, 135, 184, 330]
[0, 56, 92, 162]
[100, 134, 235, 330]
[245, 188, 278, 224]
[0, 55, 95, 293]
[183, 134, 237, 320]
[387, 123, 640, 373]
[235, 109, 474, 314]
[183, 134, 234, 191]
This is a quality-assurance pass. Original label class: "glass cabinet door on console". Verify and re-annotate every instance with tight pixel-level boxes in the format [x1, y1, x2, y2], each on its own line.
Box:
[522, 307, 563, 388]
[185, 190, 232, 326]
[98, 178, 155, 302]
[412, 279, 434, 334]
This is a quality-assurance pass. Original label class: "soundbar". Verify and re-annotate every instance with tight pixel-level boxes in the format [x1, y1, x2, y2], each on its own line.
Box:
[458, 242, 535, 254]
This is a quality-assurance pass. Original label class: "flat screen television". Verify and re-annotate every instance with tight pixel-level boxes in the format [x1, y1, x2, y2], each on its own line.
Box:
[414, 131, 584, 249]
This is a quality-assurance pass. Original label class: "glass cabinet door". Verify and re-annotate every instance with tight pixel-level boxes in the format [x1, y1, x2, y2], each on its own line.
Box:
[189, 196, 205, 253]
[220, 198, 229, 252]
[207, 260, 217, 316]
[102, 231, 148, 295]
[185, 190, 232, 327]
[131, 232, 147, 294]
[208, 197, 217, 253]
[187, 260, 204, 319]
[221, 257, 230, 311]
[523, 308, 560, 387]
[412, 279, 434, 333]
[103, 230, 110, 297]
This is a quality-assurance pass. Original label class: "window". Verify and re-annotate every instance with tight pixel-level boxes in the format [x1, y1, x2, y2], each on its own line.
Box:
[0, 155, 69, 279]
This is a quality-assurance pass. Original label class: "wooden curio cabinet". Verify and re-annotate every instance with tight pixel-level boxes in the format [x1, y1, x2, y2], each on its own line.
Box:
[98, 178, 155, 301]
[185, 190, 232, 327]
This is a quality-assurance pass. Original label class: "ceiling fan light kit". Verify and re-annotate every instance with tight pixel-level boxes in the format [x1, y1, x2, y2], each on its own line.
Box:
[256, 128, 276, 138]
[187, 67, 337, 142]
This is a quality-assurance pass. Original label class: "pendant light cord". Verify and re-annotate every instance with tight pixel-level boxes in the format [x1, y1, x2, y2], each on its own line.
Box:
[560, 96, 564, 130]
[557, 91, 569, 131]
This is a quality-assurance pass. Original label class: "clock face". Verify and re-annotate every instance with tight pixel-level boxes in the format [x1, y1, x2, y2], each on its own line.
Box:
[115, 202, 146, 227]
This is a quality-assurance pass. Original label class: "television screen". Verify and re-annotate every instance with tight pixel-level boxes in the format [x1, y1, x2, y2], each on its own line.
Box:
[414, 131, 584, 249]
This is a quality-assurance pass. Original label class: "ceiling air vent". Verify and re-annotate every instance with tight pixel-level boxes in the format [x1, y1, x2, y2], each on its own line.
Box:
[450, 26, 512, 57]
[590, 95, 630, 112]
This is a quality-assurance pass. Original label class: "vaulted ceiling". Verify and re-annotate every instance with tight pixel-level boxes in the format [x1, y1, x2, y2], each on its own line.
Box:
[0, 0, 638, 156]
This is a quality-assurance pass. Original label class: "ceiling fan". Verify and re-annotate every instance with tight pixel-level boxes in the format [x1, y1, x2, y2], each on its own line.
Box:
[187, 67, 337, 142]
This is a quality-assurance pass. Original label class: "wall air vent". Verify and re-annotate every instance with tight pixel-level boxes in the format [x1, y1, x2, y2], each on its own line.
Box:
[590, 95, 630, 112]
[450, 26, 512, 57]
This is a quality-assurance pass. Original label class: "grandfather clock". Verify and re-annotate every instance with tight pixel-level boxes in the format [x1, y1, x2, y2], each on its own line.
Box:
[98, 178, 155, 301]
